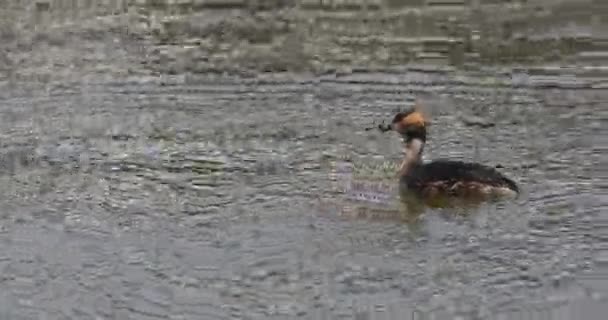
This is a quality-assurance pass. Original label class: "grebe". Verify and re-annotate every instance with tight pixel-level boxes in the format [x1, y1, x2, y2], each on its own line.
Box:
[375, 108, 519, 206]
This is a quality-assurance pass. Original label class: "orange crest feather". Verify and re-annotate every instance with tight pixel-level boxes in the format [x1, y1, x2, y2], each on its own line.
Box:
[402, 110, 426, 127]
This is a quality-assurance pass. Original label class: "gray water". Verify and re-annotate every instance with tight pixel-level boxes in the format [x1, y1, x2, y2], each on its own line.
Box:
[0, 72, 606, 319]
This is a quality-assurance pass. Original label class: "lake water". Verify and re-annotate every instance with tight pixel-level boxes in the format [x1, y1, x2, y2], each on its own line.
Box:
[0, 71, 605, 319]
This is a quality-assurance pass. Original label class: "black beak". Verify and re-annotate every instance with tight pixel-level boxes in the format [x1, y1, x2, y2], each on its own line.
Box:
[365, 120, 393, 132]
[378, 123, 393, 132]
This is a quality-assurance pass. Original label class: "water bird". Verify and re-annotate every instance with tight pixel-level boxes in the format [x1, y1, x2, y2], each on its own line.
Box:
[371, 106, 519, 207]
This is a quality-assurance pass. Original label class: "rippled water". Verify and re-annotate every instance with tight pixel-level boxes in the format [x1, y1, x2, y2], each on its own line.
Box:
[0, 73, 605, 319]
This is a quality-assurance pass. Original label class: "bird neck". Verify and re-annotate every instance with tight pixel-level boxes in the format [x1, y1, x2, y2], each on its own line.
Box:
[398, 138, 425, 177]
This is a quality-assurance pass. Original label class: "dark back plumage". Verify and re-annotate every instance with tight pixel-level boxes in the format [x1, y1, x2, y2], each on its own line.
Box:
[402, 159, 519, 194]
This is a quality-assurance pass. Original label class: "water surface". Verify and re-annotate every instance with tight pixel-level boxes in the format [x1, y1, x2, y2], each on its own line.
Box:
[0, 73, 605, 319]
